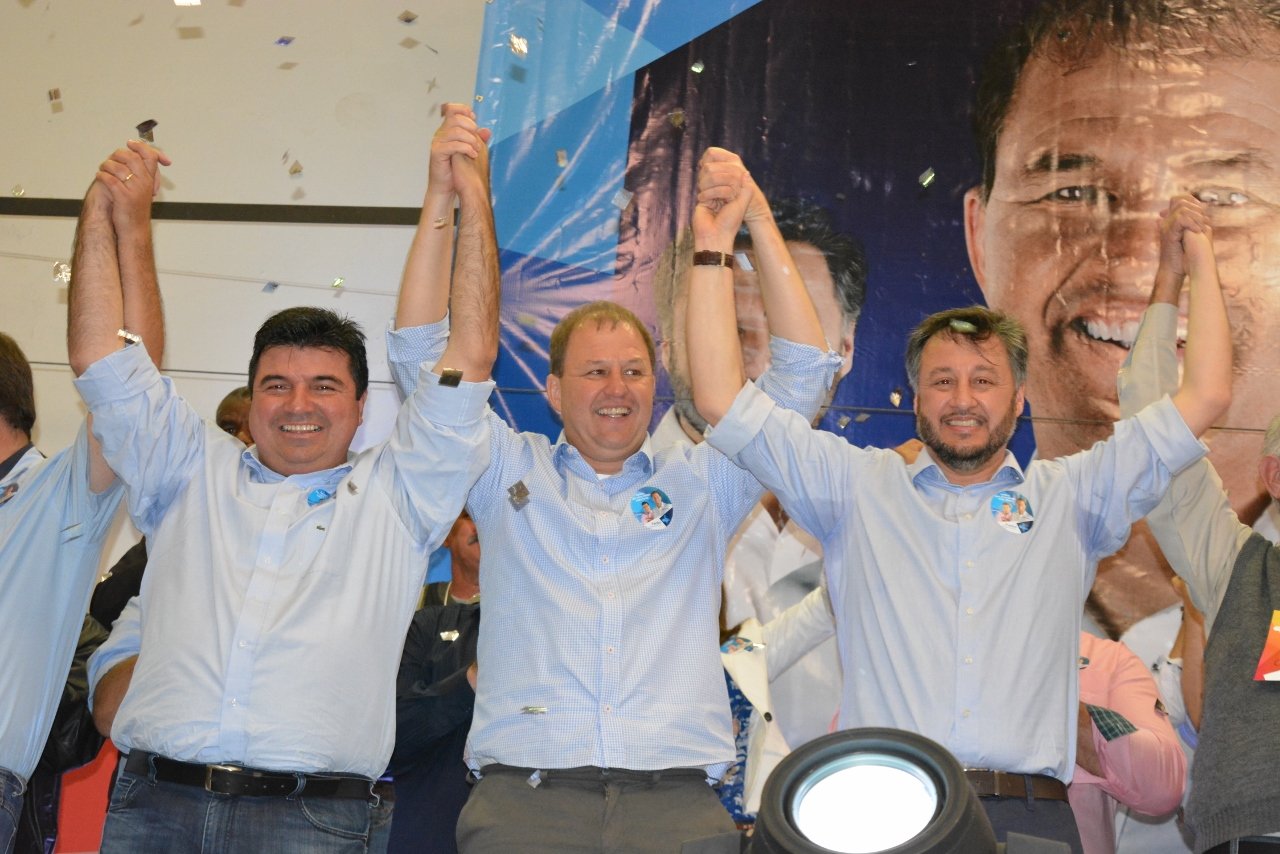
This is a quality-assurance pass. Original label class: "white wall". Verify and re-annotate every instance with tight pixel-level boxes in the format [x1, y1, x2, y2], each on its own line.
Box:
[0, 0, 486, 561]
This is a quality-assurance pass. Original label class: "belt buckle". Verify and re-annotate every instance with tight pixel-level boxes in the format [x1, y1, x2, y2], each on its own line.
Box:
[204, 764, 241, 794]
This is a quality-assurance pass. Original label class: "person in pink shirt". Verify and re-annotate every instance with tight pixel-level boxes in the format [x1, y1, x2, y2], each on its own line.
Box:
[1069, 632, 1187, 854]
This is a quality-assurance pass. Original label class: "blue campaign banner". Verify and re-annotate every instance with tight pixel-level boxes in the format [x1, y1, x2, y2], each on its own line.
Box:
[471, 0, 1280, 632]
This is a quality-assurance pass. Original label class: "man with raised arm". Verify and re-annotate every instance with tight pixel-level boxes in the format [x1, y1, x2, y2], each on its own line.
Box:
[688, 191, 1231, 850]
[0, 140, 164, 851]
[1117, 196, 1280, 854]
[68, 108, 497, 853]
[386, 146, 837, 854]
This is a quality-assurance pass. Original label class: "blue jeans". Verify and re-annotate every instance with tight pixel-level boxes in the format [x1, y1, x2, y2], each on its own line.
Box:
[0, 767, 23, 854]
[101, 769, 385, 853]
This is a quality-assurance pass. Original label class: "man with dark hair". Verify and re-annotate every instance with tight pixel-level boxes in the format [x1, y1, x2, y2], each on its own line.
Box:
[0, 138, 166, 853]
[214, 385, 252, 446]
[652, 196, 867, 750]
[69, 107, 497, 852]
[965, 0, 1280, 636]
[690, 192, 1232, 848]
[387, 146, 837, 853]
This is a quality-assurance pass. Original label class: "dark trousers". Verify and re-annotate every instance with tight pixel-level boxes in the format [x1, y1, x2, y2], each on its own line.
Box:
[457, 765, 736, 854]
[980, 795, 1082, 854]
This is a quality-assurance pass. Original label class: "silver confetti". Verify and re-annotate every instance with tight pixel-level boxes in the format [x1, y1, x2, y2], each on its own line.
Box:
[330, 276, 344, 289]
[918, 167, 936, 188]
[11, 186, 24, 197]
[508, 33, 528, 59]
[262, 281, 279, 293]
[612, 188, 633, 210]
[398, 10, 418, 24]
[52, 261, 72, 283]
[691, 60, 705, 73]
[889, 388, 903, 408]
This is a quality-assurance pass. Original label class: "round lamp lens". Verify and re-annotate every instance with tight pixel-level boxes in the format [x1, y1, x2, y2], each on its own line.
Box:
[791, 754, 940, 852]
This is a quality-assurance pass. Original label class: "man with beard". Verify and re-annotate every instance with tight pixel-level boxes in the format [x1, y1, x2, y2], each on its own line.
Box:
[688, 186, 1231, 848]
[964, 0, 1280, 635]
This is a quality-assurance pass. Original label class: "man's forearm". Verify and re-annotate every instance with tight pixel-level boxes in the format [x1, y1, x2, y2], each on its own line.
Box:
[91, 655, 136, 738]
[746, 210, 827, 351]
[67, 190, 124, 376]
[436, 182, 499, 381]
[117, 224, 164, 367]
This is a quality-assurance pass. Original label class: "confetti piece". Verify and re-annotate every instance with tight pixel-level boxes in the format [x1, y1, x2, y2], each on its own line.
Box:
[398, 10, 417, 23]
[474, 94, 484, 103]
[50, 102, 64, 115]
[889, 389, 903, 408]
[278, 61, 298, 70]
[136, 119, 158, 143]
[262, 281, 279, 293]
[275, 36, 294, 46]
[173, 0, 201, 6]
[177, 26, 204, 39]
[422, 43, 439, 54]
[400, 37, 419, 49]
[948, 319, 977, 333]
[854, 412, 871, 423]
[330, 277, 344, 289]
[129, 13, 144, 25]
[291, 187, 305, 201]
[48, 88, 61, 102]
[690, 60, 705, 73]
[918, 167, 936, 188]
[837, 415, 851, 429]
[288, 160, 303, 176]
[612, 188, 633, 210]
[667, 109, 685, 129]
[516, 311, 539, 328]
[555, 149, 568, 168]
[734, 251, 754, 272]
[11, 186, 24, 197]
[439, 368, 463, 387]
[509, 33, 528, 59]
[426, 77, 438, 92]
[52, 261, 71, 283]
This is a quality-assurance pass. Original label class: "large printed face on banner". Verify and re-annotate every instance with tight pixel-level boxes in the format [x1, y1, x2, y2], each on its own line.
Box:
[966, 33, 1280, 628]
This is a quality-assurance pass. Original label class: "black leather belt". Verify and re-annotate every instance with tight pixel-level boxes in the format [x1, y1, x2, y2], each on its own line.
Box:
[1205, 839, 1280, 853]
[963, 769, 1067, 801]
[124, 751, 376, 801]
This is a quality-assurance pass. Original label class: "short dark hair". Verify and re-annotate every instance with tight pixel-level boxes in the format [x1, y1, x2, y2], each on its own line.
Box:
[973, 0, 1280, 200]
[549, 301, 655, 377]
[248, 308, 369, 398]
[0, 333, 35, 436]
[738, 198, 868, 327]
[905, 306, 1028, 392]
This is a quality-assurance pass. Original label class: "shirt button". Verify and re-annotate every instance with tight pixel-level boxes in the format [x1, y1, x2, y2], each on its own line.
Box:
[965, 560, 974, 569]
[606, 646, 615, 654]
[229, 698, 239, 707]
[606, 591, 616, 600]
[965, 607, 974, 616]
[601, 556, 609, 564]
[964, 513, 972, 520]
[603, 705, 612, 714]
[598, 510, 609, 518]
[961, 709, 971, 718]
[238, 640, 248, 648]
[964, 656, 974, 665]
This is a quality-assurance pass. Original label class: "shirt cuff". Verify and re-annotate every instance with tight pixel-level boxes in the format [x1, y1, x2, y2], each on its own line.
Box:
[1132, 395, 1207, 477]
[73, 344, 155, 409]
[705, 382, 776, 458]
[413, 366, 495, 428]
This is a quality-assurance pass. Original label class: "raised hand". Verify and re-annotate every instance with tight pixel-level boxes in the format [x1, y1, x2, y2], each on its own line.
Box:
[96, 140, 171, 236]
[428, 103, 492, 202]
[693, 147, 759, 251]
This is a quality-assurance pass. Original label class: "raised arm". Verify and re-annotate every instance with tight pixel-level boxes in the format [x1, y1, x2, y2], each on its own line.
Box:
[395, 104, 498, 382]
[688, 149, 825, 427]
[108, 141, 169, 367]
[1165, 196, 1232, 436]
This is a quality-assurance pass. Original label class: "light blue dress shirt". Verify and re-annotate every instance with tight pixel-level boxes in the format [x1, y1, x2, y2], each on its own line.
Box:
[708, 381, 1206, 782]
[75, 343, 492, 778]
[387, 323, 839, 773]
[0, 426, 122, 781]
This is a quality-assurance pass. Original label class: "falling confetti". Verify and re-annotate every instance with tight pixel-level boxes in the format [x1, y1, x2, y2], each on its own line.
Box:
[918, 167, 936, 188]
[555, 149, 568, 168]
[52, 261, 71, 283]
[48, 88, 61, 101]
[398, 10, 417, 24]
[474, 94, 484, 103]
[278, 62, 298, 70]
[263, 281, 280, 293]
[516, 311, 539, 328]
[690, 60, 705, 73]
[11, 186, 24, 197]
[275, 36, 294, 46]
[889, 388, 903, 408]
[612, 188, 633, 210]
[509, 33, 529, 59]
[177, 26, 205, 39]
[136, 119, 158, 143]
[288, 160, 303, 176]
[426, 78, 439, 92]
[837, 415, 851, 429]
[734, 252, 754, 272]
[854, 412, 871, 423]
[330, 277, 345, 289]
[291, 187, 305, 201]
[667, 109, 685, 129]
[173, 0, 202, 6]
[400, 37, 419, 49]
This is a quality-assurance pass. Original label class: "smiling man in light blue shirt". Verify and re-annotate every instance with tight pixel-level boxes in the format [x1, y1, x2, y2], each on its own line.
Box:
[70, 109, 498, 854]
[688, 195, 1233, 851]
